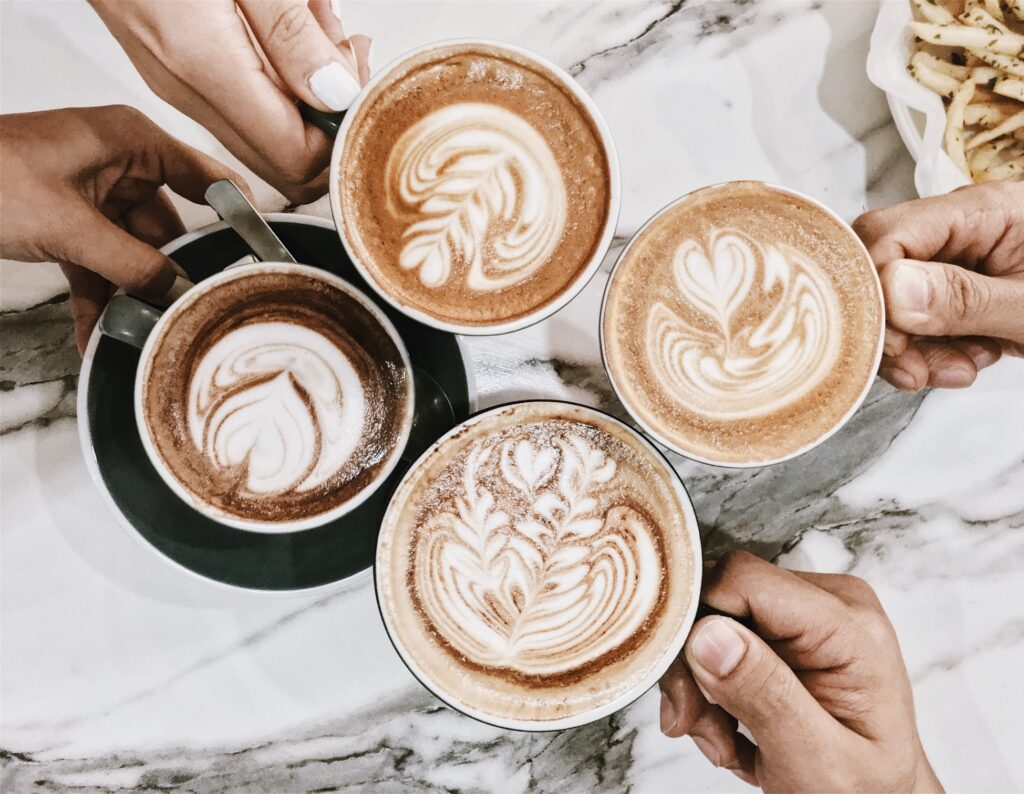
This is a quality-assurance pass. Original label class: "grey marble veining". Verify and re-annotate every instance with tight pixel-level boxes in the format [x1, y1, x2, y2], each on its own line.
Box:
[2, 1, 1022, 792]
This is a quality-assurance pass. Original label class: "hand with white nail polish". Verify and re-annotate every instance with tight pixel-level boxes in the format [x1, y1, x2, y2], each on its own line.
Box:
[90, 0, 372, 203]
[852, 182, 1024, 392]
[659, 552, 943, 793]
[0, 106, 249, 353]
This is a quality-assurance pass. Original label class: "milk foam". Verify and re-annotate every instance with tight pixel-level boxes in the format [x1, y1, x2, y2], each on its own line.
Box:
[414, 431, 661, 676]
[646, 230, 841, 419]
[386, 102, 568, 292]
[187, 322, 365, 496]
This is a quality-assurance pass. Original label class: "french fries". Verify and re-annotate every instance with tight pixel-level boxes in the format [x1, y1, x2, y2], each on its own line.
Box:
[908, 0, 1024, 182]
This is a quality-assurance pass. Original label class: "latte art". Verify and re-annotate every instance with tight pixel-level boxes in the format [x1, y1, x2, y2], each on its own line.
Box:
[337, 42, 614, 329]
[387, 103, 567, 292]
[188, 323, 366, 496]
[377, 403, 699, 727]
[647, 230, 841, 419]
[141, 267, 412, 526]
[417, 432, 660, 677]
[602, 181, 884, 466]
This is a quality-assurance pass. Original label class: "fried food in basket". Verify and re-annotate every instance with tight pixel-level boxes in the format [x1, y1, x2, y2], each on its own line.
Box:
[908, 0, 1024, 182]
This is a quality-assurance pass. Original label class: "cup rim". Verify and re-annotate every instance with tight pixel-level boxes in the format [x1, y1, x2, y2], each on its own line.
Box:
[133, 261, 416, 534]
[598, 179, 887, 469]
[373, 398, 703, 732]
[328, 38, 622, 336]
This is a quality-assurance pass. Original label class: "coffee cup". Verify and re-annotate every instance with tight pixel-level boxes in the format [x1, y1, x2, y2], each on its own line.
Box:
[375, 400, 702, 731]
[99, 262, 414, 533]
[302, 39, 621, 335]
[601, 180, 886, 468]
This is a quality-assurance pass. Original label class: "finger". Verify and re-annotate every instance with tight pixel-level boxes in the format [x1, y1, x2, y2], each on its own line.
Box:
[1002, 340, 1024, 357]
[884, 326, 910, 358]
[852, 183, 1024, 271]
[659, 660, 752, 773]
[348, 34, 373, 84]
[59, 263, 111, 354]
[879, 344, 930, 391]
[684, 616, 835, 752]
[881, 259, 1024, 344]
[123, 189, 186, 249]
[789, 570, 884, 610]
[50, 200, 178, 300]
[308, 0, 346, 43]
[239, 0, 361, 112]
[915, 338, 978, 389]
[702, 551, 858, 670]
[135, 29, 333, 195]
[949, 336, 1003, 373]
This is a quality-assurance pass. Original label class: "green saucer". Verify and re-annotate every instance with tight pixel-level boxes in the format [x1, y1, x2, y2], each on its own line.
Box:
[80, 215, 471, 593]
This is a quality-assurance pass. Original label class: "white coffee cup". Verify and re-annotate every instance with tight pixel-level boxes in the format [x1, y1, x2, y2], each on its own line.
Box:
[307, 39, 622, 336]
[99, 262, 415, 533]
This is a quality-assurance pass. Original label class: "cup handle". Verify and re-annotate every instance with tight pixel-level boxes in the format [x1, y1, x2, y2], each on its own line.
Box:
[299, 102, 345, 138]
[98, 294, 164, 350]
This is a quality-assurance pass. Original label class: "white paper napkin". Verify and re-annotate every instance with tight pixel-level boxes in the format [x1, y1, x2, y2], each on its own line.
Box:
[866, 0, 971, 197]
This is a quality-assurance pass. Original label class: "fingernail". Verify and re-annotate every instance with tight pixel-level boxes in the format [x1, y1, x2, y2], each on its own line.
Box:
[659, 691, 677, 735]
[880, 366, 917, 391]
[931, 367, 974, 388]
[890, 262, 931, 314]
[691, 619, 747, 678]
[693, 735, 721, 767]
[329, 0, 343, 21]
[309, 62, 360, 111]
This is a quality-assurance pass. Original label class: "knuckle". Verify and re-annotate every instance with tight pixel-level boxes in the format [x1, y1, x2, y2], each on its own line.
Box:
[943, 268, 987, 324]
[836, 573, 879, 604]
[737, 653, 795, 715]
[265, 3, 313, 53]
[716, 550, 760, 575]
[851, 604, 893, 646]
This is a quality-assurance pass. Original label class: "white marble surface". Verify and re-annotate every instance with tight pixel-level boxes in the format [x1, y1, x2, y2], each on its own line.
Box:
[2, 1, 1023, 792]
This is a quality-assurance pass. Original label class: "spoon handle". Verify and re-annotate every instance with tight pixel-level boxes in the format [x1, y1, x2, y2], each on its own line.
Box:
[205, 179, 296, 264]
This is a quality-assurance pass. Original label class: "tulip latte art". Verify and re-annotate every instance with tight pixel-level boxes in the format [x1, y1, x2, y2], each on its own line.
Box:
[141, 267, 411, 525]
[647, 230, 842, 419]
[377, 403, 698, 726]
[604, 182, 884, 465]
[339, 43, 613, 328]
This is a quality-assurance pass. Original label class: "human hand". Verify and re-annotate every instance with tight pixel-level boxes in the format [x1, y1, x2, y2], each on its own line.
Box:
[658, 552, 942, 792]
[0, 106, 246, 353]
[852, 182, 1024, 391]
[90, 0, 372, 203]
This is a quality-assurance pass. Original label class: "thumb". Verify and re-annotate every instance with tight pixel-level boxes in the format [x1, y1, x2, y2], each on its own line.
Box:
[882, 259, 1024, 344]
[685, 617, 833, 751]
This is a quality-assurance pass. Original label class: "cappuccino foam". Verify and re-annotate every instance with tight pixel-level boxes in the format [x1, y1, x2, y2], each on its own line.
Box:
[142, 268, 410, 524]
[377, 402, 697, 725]
[338, 43, 613, 328]
[603, 182, 884, 465]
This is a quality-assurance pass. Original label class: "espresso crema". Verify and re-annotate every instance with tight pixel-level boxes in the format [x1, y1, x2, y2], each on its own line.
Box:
[141, 267, 411, 524]
[602, 182, 884, 465]
[337, 42, 613, 328]
[376, 402, 697, 725]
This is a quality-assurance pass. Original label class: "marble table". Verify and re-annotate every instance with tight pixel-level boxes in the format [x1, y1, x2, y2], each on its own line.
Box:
[2, 1, 1022, 791]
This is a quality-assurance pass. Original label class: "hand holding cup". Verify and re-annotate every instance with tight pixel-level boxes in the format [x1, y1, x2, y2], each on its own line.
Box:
[853, 182, 1024, 391]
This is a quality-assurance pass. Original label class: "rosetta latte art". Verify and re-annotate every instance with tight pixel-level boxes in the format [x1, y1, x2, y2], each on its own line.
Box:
[187, 323, 366, 496]
[415, 431, 661, 677]
[386, 102, 568, 291]
[646, 230, 842, 419]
